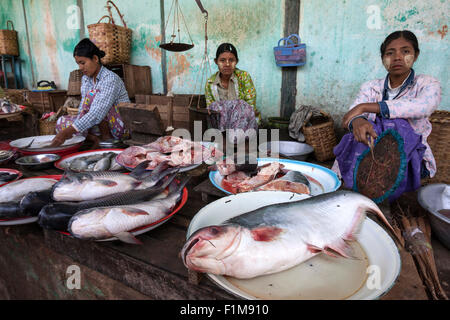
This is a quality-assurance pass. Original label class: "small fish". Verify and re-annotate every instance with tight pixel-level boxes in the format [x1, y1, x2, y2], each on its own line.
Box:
[68, 176, 190, 243]
[93, 153, 113, 171]
[69, 158, 90, 171]
[181, 190, 398, 279]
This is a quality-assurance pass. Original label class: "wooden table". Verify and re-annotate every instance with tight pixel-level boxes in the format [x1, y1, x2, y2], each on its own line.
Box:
[0, 158, 448, 300]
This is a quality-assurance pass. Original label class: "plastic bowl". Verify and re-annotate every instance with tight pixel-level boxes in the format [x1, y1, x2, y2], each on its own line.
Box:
[15, 153, 61, 171]
[259, 141, 314, 160]
[417, 183, 450, 249]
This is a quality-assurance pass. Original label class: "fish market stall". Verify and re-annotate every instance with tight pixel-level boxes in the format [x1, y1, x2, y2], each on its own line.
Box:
[0, 135, 448, 300]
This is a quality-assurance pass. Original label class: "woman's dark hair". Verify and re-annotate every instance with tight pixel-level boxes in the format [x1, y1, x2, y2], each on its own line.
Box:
[215, 43, 238, 61]
[380, 30, 420, 57]
[73, 38, 106, 62]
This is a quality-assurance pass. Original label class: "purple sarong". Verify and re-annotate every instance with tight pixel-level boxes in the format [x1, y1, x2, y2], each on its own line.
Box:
[333, 117, 426, 202]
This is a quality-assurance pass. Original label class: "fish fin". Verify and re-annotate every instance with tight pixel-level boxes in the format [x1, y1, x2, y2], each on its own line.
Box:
[129, 160, 151, 179]
[343, 206, 366, 241]
[121, 208, 148, 217]
[168, 175, 191, 195]
[115, 231, 143, 245]
[306, 244, 323, 254]
[325, 239, 356, 259]
[97, 180, 118, 187]
[251, 226, 283, 241]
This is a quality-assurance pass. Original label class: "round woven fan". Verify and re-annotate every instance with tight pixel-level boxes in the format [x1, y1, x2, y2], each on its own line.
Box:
[353, 129, 407, 203]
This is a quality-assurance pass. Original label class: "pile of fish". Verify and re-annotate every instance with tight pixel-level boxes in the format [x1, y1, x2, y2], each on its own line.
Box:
[216, 158, 311, 195]
[0, 99, 21, 114]
[0, 171, 19, 184]
[117, 135, 223, 170]
[181, 191, 398, 279]
[64, 152, 122, 172]
[0, 160, 189, 243]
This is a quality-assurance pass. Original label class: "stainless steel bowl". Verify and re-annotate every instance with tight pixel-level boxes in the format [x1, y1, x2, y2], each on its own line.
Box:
[15, 153, 61, 171]
[259, 141, 314, 161]
[418, 183, 450, 249]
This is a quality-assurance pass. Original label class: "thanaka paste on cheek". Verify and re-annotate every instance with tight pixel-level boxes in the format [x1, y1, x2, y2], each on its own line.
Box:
[404, 54, 415, 68]
[382, 57, 391, 71]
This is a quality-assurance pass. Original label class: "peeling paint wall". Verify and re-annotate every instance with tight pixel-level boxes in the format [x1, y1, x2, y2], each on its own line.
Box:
[0, 0, 448, 120]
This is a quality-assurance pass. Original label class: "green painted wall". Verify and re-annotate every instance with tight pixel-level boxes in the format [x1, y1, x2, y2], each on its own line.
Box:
[298, 0, 449, 120]
[0, 0, 448, 120]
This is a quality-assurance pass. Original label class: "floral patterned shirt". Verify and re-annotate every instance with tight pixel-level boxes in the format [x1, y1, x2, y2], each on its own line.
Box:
[205, 69, 260, 122]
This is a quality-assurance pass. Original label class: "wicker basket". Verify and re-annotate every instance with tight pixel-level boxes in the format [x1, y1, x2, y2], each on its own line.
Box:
[87, 1, 132, 65]
[424, 110, 450, 184]
[0, 21, 19, 56]
[39, 119, 57, 135]
[67, 69, 83, 96]
[302, 111, 337, 162]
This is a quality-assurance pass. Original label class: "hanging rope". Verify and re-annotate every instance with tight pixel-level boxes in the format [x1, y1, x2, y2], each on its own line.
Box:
[190, 11, 211, 110]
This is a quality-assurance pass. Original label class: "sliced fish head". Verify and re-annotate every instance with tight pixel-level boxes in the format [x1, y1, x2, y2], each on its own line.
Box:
[181, 224, 243, 274]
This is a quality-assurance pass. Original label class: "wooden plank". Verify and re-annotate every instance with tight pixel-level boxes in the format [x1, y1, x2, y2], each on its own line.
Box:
[43, 227, 235, 299]
[280, 0, 300, 118]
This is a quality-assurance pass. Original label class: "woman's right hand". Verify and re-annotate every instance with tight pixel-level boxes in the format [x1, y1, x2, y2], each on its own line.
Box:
[351, 117, 377, 145]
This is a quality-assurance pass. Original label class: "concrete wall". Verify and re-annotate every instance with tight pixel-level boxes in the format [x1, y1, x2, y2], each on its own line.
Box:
[0, 0, 448, 120]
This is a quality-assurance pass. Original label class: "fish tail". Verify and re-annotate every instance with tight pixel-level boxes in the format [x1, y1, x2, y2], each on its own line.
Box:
[363, 201, 402, 245]
[168, 175, 191, 196]
[156, 172, 178, 190]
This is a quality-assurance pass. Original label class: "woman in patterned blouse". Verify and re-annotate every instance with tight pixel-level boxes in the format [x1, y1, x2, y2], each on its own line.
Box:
[333, 30, 441, 202]
[205, 43, 261, 137]
[50, 39, 129, 147]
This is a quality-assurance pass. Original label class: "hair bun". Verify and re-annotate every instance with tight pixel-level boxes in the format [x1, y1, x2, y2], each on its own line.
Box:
[98, 50, 106, 58]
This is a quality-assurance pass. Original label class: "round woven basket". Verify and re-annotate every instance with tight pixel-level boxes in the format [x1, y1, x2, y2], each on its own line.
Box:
[302, 111, 337, 162]
[0, 21, 19, 56]
[423, 110, 450, 184]
[39, 119, 57, 135]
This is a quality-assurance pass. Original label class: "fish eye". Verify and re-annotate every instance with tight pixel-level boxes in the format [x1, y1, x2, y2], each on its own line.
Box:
[210, 227, 220, 235]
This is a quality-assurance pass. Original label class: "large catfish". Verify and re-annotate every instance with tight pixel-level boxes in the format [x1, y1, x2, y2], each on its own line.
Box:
[38, 173, 177, 231]
[67, 177, 190, 244]
[181, 190, 398, 279]
[52, 160, 177, 202]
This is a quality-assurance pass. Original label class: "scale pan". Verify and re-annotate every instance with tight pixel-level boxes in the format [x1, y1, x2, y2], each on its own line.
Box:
[159, 43, 194, 52]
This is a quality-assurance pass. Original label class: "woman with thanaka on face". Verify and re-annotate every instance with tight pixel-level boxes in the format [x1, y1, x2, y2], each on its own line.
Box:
[205, 43, 260, 150]
[333, 30, 441, 201]
[50, 38, 130, 148]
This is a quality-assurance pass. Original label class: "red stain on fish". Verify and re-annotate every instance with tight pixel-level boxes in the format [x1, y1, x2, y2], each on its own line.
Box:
[123, 208, 149, 217]
[251, 226, 283, 241]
